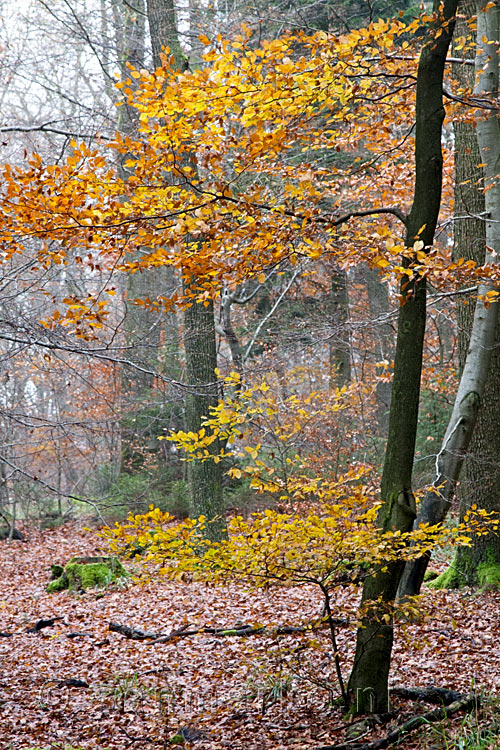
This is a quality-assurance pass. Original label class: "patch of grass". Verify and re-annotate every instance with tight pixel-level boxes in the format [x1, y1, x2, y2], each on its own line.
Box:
[98, 671, 154, 714]
[422, 693, 500, 749]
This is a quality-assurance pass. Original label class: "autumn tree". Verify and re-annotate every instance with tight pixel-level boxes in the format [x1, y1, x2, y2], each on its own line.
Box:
[398, 0, 500, 599]
[346, 0, 459, 713]
[2, 1, 496, 713]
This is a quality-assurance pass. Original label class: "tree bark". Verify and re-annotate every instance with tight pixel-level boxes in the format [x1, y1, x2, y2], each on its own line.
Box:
[366, 265, 393, 434]
[449, 1, 500, 587]
[398, 0, 500, 599]
[329, 266, 351, 387]
[438, 49, 500, 584]
[116, 0, 182, 484]
[347, 0, 458, 714]
[146, 0, 187, 71]
[183, 294, 226, 540]
[449, 310, 500, 587]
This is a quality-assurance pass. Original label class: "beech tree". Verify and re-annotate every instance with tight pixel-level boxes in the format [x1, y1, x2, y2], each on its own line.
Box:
[399, 0, 500, 599]
[442, 0, 500, 590]
[346, 0, 460, 713]
[2, 0, 499, 716]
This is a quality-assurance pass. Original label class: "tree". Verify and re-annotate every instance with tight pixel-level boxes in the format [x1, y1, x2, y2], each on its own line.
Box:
[398, 0, 500, 599]
[2, 6, 495, 711]
[148, 0, 228, 534]
[346, 0, 460, 713]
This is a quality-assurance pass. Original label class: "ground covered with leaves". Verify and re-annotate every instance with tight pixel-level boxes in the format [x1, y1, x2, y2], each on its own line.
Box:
[1, 523, 499, 750]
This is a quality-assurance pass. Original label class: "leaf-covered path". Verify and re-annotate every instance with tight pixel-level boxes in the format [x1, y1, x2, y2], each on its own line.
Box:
[0, 524, 499, 749]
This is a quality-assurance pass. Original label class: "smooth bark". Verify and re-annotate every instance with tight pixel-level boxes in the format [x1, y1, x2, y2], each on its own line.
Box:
[399, 0, 500, 598]
[347, 0, 458, 713]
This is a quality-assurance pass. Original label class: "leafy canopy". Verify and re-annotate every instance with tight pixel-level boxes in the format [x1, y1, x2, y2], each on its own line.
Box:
[0, 16, 464, 336]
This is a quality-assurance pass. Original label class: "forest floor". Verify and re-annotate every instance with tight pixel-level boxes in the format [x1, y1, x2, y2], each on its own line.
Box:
[0, 522, 499, 750]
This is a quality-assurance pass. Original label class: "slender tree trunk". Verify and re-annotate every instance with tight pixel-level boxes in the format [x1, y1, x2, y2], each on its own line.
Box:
[220, 287, 244, 377]
[183, 293, 226, 540]
[366, 265, 393, 434]
[329, 266, 351, 387]
[347, 0, 458, 714]
[147, 0, 225, 535]
[398, 1, 500, 599]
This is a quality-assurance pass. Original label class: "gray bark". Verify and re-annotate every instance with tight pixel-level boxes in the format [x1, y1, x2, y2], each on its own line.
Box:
[329, 266, 351, 387]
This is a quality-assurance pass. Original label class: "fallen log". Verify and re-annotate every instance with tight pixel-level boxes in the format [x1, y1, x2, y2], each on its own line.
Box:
[27, 616, 64, 633]
[317, 692, 480, 750]
[390, 685, 463, 706]
[109, 616, 348, 644]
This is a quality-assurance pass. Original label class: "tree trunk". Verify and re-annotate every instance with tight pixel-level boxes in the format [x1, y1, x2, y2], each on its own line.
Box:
[147, 0, 225, 535]
[436, 16, 500, 585]
[398, 0, 500, 599]
[366, 265, 394, 434]
[183, 294, 226, 540]
[329, 266, 351, 387]
[120, 0, 184, 474]
[146, 0, 187, 71]
[447, 311, 500, 588]
[347, 0, 458, 714]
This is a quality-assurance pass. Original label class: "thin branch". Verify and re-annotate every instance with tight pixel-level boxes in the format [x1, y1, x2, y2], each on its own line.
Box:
[108, 616, 345, 644]
[443, 86, 499, 109]
[244, 267, 302, 361]
[171, 166, 408, 227]
[0, 125, 112, 141]
[0, 332, 219, 395]
[0, 454, 106, 524]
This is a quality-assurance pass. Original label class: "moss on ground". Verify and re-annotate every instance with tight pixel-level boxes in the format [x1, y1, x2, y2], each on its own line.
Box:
[423, 569, 439, 582]
[47, 556, 128, 593]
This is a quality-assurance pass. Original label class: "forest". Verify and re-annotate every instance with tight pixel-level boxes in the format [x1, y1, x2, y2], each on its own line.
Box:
[1, 0, 500, 747]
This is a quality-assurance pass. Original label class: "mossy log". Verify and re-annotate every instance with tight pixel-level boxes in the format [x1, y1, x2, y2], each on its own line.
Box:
[47, 556, 128, 593]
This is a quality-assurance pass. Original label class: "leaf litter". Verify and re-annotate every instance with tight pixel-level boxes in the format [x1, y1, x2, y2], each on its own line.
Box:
[0, 523, 498, 750]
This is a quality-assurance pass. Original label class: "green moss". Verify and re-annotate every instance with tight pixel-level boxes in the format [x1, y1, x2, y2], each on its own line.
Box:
[428, 549, 500, 591]
[50, 564, 64, 579]
[65, 562, 113, 589]
[47, 575, 70, 593]
[47, 556, 128, 593]
[423, 569, 439, 582]
[426, 565, 466, 590]
[169, 735, 185, 746]
[477, 561, 500, 588]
